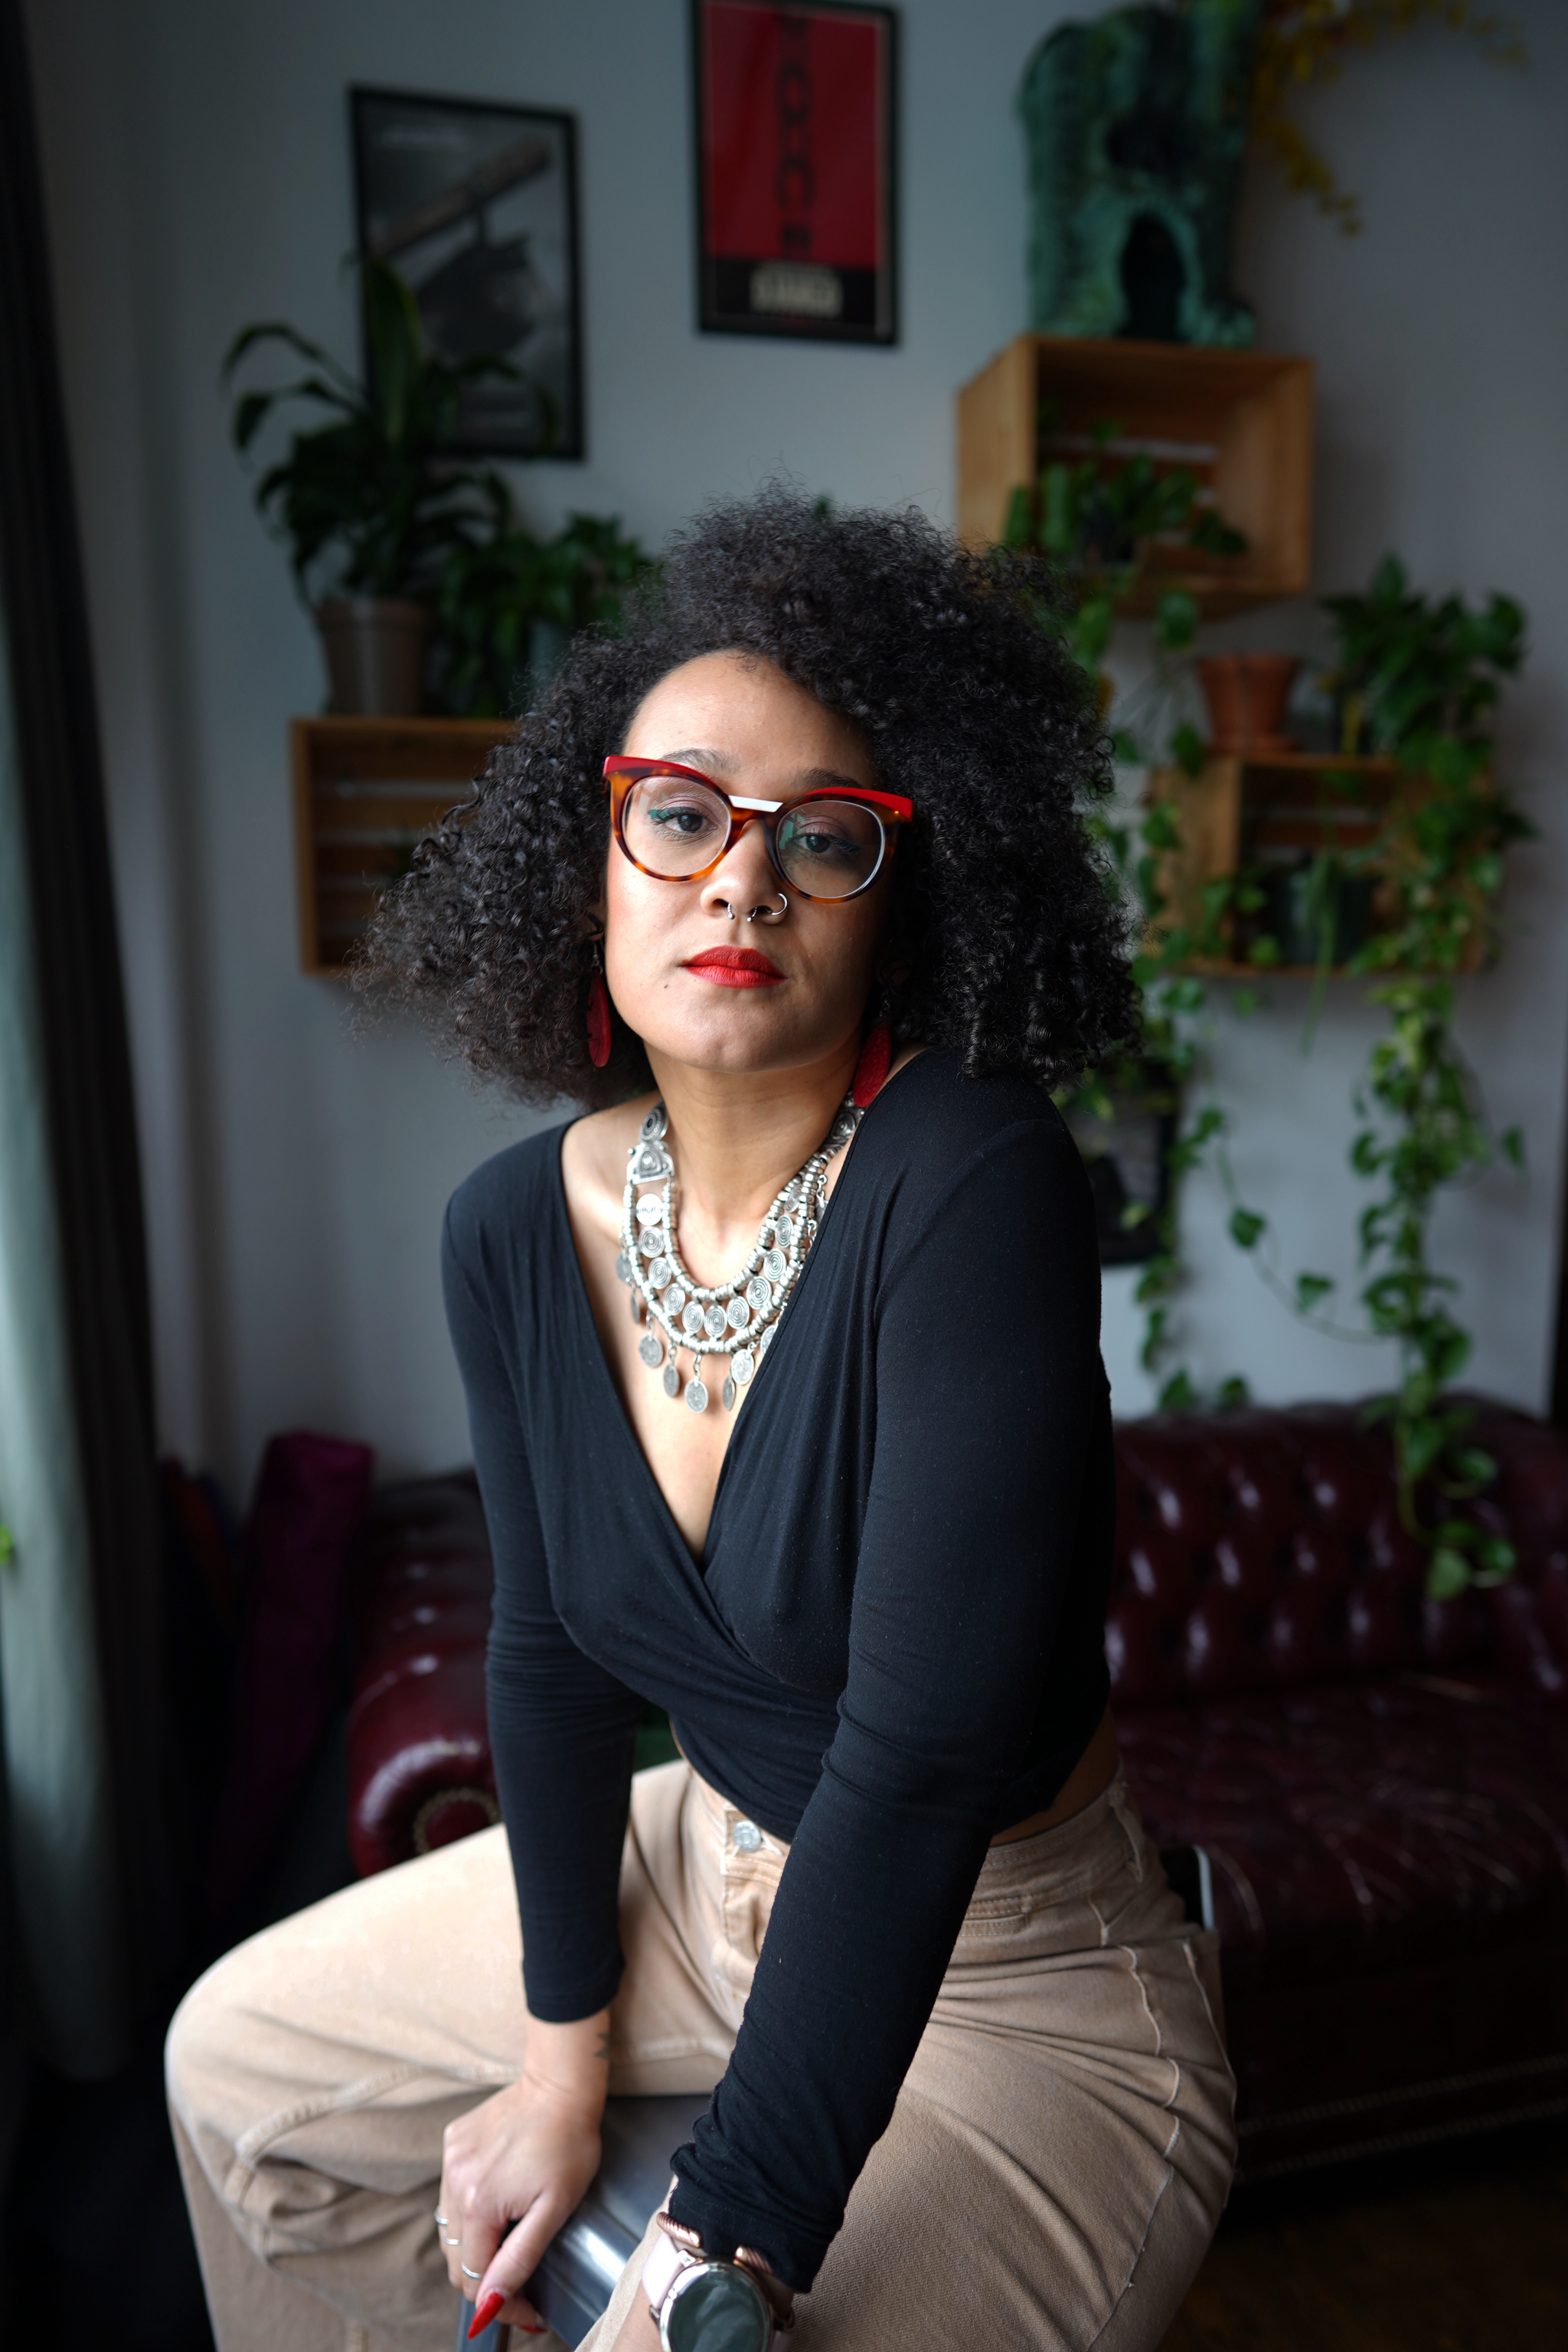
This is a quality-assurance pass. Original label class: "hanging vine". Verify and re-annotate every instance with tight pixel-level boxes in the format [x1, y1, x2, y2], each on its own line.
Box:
[1250, 1, 1525, 234]
[1012, 446, 1533, 1595]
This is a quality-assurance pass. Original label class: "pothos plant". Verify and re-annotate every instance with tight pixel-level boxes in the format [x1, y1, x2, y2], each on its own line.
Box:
[1102, 557, 1530, 1599]
[1001, 411, 1250, 1396]
[1002, 405, 1246, 730]
[432, 512, 657, 717]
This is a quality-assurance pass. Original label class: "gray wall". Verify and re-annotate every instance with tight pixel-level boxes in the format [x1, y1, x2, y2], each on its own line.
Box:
[22, 0, 1568, 1497]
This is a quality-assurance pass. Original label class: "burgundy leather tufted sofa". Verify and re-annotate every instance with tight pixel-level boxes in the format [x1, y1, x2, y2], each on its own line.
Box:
[348, 1400, 1568, 2180]
[347, 1472, 500, 1877]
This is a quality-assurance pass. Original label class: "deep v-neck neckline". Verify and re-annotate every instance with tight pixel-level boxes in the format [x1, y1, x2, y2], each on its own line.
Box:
[551, 1125, 847, 1580]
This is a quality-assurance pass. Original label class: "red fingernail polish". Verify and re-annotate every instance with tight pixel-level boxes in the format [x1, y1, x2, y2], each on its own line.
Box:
[468, 2290, 505, 2339]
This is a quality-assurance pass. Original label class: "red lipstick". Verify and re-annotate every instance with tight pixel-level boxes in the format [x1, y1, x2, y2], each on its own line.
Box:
[681, 947, 785, 988]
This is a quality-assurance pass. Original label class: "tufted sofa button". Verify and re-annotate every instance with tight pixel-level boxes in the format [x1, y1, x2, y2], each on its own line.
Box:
[1266, 1586, 1342, 1684]
[1182, 1589, 1254, 1694]
[1346, 1579, 1419, 1675]
[1491, 1582, 1568, 1701]
[1213, 1529, 1278, 1608]
[1106, 1598, 1176, 1704]
[1365, 1508, 1428, 1585]
[1289, 1526, 1355, 1592]
[1120, 1524, 1199, 1610]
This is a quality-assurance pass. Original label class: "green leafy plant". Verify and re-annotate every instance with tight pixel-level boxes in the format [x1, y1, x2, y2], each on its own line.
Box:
[433, 513, 656, 717]
[1003, 409, 1245, 717]
[223, 257, 514, 604]
[1143, 560, 1530, 1592]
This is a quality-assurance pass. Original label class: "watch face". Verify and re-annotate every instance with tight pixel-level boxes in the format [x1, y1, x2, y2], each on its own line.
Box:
[663, 2261, 772, 2352]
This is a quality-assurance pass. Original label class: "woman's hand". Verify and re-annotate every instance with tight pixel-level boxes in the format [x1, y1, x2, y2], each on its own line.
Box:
[441, 2011, 610, 2335]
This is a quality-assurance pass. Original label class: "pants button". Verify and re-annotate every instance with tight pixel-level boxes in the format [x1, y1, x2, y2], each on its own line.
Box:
[732, 1821, 763, 1853]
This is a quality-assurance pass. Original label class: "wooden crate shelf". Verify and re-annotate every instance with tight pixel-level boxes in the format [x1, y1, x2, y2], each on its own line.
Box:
[1147, 750, 1406, 977]
[291, 717, 510, 975]
[956, 334, 1314, 614]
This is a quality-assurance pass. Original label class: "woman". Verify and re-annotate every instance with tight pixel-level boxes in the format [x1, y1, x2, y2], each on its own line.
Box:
[168, 494, 1234, 2352]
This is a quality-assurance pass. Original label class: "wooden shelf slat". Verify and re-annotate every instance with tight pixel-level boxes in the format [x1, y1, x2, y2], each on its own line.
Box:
[1145, 752, 1486, 977]
[291, 717, 511, 975]
[956, 334, 1314, 615]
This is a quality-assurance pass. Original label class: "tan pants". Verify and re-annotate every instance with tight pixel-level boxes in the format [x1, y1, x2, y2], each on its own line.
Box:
[168, 1762, 1236, 2352]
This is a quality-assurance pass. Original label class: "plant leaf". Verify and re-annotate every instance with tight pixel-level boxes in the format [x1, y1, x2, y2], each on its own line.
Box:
[1426, 1547, 1472, 1600]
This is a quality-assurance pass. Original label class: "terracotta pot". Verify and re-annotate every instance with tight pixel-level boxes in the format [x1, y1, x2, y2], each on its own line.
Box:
[1197, 654, 1301, 755]
[315, 597, 431, 717]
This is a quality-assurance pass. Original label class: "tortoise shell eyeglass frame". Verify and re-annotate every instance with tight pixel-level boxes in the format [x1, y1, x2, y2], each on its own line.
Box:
[603, 756, 914, 903]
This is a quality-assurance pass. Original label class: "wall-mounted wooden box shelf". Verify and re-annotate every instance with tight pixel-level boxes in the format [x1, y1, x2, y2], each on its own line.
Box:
[957, 335, 1314, 614]
[291, 717, 510, 975]
[1148, 750, 1412, 976]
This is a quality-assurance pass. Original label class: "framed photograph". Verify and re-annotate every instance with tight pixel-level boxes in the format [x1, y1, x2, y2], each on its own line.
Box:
[350, 87, 583, 459]
[693, 0, 897, 344]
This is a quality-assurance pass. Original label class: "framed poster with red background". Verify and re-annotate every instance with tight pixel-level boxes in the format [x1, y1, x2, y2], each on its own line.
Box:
[694, 0, 897, 343]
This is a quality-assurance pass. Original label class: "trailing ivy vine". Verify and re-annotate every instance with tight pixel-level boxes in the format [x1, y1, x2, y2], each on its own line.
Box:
[1013, 455, 1534, 1596]
[1216, 560, 1531, 1597]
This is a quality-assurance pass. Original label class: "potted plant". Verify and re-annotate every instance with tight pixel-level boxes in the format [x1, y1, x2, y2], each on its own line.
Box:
[224, 260, 515, 714]
[432, 512, 656, 718]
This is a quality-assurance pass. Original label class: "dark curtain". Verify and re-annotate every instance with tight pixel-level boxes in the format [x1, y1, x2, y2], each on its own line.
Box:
[0, 0, 177, 2063]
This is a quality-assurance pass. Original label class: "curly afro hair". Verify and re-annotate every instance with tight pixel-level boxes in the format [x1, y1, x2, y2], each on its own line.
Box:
[359, 488, 1136, 1105]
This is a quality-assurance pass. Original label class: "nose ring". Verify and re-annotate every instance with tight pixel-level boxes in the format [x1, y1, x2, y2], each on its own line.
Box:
[745, 893, 789, 923]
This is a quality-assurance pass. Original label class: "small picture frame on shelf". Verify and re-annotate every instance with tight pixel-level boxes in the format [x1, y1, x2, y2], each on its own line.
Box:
[350, 85, 583, 459]
[692, 0, 898, 344]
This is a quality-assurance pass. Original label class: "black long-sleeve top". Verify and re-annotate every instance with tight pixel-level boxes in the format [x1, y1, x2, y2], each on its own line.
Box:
[441, 1050, 1114, 2291]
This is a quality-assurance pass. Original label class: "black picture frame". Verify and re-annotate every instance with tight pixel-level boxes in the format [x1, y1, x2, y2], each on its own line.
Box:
[692, 0, 898, 344]
[350, 85, 584, 459]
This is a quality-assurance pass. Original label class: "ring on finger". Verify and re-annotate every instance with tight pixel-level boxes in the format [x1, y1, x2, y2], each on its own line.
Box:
[462, 2265, 483, 2281]
[434, 2210, 449, 2229]
[445, 2235, 463, 2249]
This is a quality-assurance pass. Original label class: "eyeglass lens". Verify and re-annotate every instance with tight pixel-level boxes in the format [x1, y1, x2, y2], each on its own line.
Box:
[622, 776, 884, 899]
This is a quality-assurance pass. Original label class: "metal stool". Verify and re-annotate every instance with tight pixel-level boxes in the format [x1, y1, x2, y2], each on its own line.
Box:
[457, 2092, 709, 2350]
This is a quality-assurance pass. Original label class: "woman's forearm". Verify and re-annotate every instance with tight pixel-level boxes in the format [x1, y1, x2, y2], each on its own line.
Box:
[523, 2007, 612, 2122]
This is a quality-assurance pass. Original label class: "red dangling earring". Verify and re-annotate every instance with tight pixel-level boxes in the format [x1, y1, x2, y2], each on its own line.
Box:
[851, 1014, 892, 1109]
[586, 942, 612, 1069]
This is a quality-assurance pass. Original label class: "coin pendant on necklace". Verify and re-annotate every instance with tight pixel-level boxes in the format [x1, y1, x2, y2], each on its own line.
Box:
[622, 1096, 861, 1410]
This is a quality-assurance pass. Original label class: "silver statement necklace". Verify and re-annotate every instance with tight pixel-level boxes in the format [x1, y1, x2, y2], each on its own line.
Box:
[616, 1097, 861, 1413]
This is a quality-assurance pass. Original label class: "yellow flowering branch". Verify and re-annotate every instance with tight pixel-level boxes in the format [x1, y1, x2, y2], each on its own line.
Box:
[1252, 1, 1526, 233]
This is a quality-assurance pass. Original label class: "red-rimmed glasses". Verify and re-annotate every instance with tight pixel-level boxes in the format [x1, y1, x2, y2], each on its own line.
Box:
[604, 757, 913, 903]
